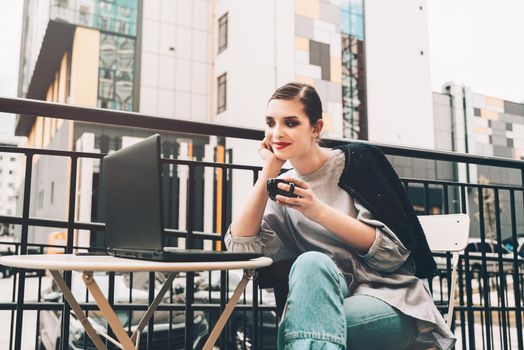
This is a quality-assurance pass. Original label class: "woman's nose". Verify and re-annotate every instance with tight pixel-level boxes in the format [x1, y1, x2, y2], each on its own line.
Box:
[273, 124, 284, 139]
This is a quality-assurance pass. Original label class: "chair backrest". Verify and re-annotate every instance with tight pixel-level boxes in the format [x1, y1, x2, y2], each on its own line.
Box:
[418, 214, 470, 253]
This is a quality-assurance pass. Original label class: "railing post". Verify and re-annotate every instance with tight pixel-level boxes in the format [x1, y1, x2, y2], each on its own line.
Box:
[60, 154, 78, 349]
[185, 165, 195, 350]
[13, 152, 33, 350]
[493, 189, 509, 349]
[510, 190, 523, 349]
[477, 186, 493, 348]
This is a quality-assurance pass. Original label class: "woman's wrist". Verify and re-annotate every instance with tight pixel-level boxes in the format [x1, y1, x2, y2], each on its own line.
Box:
[311, 201, 329, 223]
[263, 159, 283, 177]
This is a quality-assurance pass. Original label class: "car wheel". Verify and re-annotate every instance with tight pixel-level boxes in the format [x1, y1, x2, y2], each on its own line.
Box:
[232, 321, 253, 350]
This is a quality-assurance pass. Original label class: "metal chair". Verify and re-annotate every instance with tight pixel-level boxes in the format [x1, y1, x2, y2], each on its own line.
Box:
[418, 213, 470, 325]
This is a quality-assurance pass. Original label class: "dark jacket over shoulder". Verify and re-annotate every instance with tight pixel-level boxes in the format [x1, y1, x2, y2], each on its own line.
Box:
[335, 142, 437, 279]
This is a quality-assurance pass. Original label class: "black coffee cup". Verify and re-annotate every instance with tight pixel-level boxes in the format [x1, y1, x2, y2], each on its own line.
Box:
[267, 178, 299, 201]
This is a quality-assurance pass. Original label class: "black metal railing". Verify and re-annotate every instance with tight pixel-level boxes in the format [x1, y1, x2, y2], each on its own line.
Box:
[0, 96, 523, 349]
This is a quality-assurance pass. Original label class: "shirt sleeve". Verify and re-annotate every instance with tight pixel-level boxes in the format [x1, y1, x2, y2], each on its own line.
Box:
[354, 199, 411, 273]
[224, 200, 297, 262]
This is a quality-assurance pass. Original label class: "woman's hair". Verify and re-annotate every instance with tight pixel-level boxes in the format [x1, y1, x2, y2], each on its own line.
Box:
[268, 82, 323, 125]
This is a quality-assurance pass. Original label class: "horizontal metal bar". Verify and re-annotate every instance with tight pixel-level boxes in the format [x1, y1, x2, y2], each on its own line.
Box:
[0, 302, 277, 312]
[402, 177, 523, 191]
[0, 96, 263, 140]
[1, 96, 523, 169]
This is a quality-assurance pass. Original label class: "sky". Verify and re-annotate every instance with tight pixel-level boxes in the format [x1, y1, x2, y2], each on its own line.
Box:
[0, 1, 523, 136]
[0, 1, 23, 136]
[427, 0, 524, 102]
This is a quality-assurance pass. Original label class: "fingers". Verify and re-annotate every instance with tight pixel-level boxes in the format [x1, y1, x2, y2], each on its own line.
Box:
[282, 176, 310, 189]
[277, 181, 306, 197]
[283, 176, 310, 190]
[261, 136, 273, 152]
[275, 195, 301, 206]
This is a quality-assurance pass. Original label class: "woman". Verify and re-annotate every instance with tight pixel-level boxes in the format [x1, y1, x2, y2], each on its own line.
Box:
[225, 82, 455, 349]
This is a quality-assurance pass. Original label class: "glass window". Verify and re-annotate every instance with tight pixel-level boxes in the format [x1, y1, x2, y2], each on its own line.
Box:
[217, 73, 227, 113]
[98, 33, 134, 111]
[218, 13, 228, 53]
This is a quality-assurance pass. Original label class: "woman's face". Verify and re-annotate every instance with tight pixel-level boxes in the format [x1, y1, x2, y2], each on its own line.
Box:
[265, 98, 319, 161]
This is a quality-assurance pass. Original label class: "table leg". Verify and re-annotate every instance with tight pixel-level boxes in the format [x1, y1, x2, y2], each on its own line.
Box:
[49, 270, 108, 350]
[202, 269, 256, 350]
[82, 271, 137, 350]
[130, 272, 178, 343]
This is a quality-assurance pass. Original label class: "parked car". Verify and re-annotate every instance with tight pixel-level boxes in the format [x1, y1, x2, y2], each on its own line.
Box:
[0, 235, 16, 278]
[501, 234, 524, 255]
[0, 238, 45, 278]
[463, 238, 514, 273]
[38, 271, 209, 350]
[174, 270, 278, 350]
[434, 238, 519, 275]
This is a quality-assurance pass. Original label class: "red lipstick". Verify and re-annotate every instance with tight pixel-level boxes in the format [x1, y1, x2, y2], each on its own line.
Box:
[273, 142, 291, 150]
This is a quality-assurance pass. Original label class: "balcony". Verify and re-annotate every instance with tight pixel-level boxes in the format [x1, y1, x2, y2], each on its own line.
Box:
[0, 96, 523, 349]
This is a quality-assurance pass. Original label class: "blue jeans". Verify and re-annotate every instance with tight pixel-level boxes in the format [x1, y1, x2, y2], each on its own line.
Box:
[277, 251, 417, 350]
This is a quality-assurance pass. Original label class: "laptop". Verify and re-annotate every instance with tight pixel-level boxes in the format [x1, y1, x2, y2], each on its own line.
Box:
[102, 134, 261, 262]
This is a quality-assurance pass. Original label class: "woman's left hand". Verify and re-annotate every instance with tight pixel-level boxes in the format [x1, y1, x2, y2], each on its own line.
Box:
[275, 176, 326, 222]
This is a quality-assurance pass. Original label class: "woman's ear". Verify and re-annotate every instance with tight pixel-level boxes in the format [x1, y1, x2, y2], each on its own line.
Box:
[313, 119, 324, 138]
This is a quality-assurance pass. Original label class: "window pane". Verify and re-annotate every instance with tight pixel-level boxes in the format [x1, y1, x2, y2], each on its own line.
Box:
[218, 13, 228, 53]
[217, 73, 227, 113]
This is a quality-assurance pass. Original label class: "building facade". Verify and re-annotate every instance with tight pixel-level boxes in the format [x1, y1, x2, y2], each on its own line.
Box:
[433, 83, 524, 238]
[0, 136, 27, 236]
[17, 0, 476, 246]
[16, 0, 218, 247]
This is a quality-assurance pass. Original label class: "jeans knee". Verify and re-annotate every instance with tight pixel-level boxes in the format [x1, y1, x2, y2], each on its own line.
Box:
[291, 251, 337, 277]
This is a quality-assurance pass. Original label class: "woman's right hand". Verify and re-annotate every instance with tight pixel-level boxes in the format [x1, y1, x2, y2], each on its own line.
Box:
[258, 136, 286, 168]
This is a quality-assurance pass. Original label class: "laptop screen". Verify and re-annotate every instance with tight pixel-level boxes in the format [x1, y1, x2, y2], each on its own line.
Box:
[102, 134, 165, 252]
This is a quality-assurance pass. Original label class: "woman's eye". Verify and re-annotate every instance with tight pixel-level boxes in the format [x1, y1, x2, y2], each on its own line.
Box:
[266, 120, 275, 127]
[285, 121, 298, 127]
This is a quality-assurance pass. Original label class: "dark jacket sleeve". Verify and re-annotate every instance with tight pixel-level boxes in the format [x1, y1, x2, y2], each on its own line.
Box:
[337, 143, 437, 278]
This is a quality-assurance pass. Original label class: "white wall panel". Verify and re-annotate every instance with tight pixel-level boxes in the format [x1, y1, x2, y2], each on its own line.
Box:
[191, 94, 208, 121]
[175, 0, 192, 27]
[159, 23, 176, 57]
[175, 59, 192, 91]
[143, 0, 160, 20]
[175, 91, 191, 118]
[191, 62, 208, 95]
[158, 56, 175, 89]
[160, 0, 176, 24]
[365, 0, 434, 148]
[140, 52, 158, 86]
[192, 30, 209, 63]
[158, 89, 174, 116]
[175, 26, 192, 59]
[139, 86, 158, 115]
[141, 19, 160, 53]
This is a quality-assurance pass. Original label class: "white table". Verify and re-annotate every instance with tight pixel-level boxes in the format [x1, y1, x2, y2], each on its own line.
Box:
[0, 254, 272, 350]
